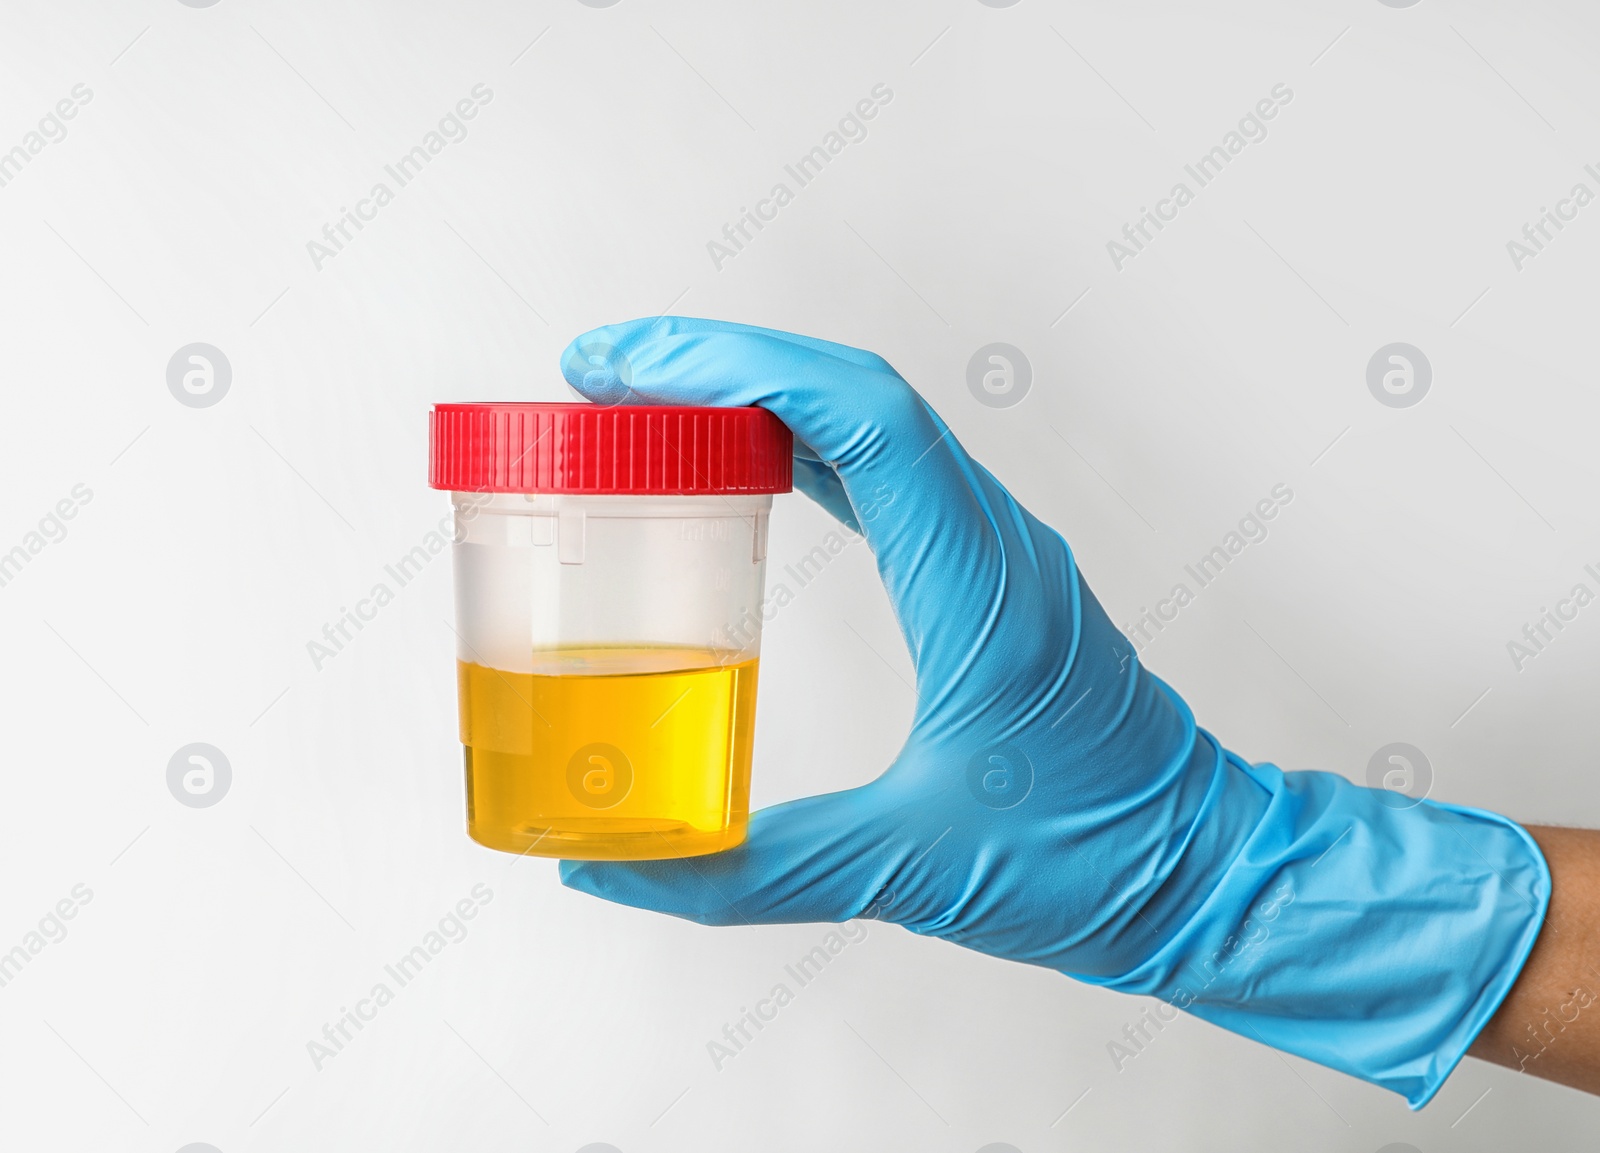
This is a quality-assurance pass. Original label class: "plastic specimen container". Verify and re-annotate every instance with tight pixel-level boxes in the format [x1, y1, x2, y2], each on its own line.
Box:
[428, 402, 792, 859]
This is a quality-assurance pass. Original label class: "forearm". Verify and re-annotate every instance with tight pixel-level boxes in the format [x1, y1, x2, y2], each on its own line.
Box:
[1470, 825, 1600, 1093]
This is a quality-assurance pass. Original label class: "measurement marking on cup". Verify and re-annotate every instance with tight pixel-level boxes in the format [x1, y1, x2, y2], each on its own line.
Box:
[444, 619, 551, 727]
[650, 687, 694, 728]
[494, 667, 551, 727]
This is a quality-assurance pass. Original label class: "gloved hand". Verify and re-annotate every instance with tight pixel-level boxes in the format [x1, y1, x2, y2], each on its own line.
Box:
[557, 316, 1550, 1108]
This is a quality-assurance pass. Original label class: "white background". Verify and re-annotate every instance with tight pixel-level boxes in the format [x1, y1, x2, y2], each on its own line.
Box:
[3, 0, 1599, 1150]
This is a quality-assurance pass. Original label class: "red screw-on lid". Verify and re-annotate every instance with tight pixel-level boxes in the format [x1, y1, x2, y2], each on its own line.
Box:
[429, 403, 794, 495]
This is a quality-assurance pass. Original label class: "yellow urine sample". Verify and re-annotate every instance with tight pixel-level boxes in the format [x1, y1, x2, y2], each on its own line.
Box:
[457, 647, 758, 859]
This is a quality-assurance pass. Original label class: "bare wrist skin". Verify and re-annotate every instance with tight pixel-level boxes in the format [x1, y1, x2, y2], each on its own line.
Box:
[1471, 826, 1600, 1094]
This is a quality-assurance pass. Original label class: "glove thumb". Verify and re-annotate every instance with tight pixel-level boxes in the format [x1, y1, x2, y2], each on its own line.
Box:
[559, 783, 895, 927]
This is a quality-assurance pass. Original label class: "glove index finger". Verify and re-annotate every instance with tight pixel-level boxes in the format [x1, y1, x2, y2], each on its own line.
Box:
[561, 318, 1006, 662]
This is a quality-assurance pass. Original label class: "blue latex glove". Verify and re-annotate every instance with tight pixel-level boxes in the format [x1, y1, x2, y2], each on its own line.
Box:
[557, 316, 1550, 1107]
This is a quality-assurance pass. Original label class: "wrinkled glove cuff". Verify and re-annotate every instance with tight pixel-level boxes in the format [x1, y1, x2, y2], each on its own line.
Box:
[1072, 753, 1550, 1108]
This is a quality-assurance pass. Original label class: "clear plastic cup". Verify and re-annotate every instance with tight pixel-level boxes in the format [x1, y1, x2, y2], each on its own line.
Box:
[429, 403, 792, 859]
